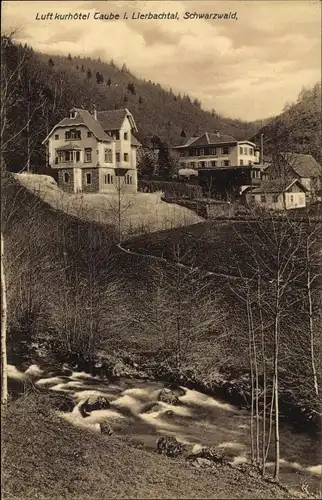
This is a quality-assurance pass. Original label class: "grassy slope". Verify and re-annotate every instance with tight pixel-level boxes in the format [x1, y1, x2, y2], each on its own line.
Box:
[14, 173, 203, 233]
[123, 220, 256, 276]
[1, 393, 293, 500]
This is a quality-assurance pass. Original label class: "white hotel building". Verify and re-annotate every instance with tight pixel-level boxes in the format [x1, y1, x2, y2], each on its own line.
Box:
[174, 132, 260, 170]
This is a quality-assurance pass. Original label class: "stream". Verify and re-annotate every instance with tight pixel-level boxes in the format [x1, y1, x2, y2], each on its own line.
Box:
[8, 364, 322, 494]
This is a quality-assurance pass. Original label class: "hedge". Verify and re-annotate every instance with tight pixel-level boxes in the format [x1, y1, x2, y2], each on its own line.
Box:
[138, 180, 202, 200]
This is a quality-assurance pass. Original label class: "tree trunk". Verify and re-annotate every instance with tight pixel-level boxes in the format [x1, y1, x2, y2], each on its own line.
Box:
[246, 288, 255, 463]
[117, 176, 122, 243]
[273, 276, 280, 481]
[258, 275, 267, 475]
[1, 231, 8, 405]
[306, 239, 319, 397]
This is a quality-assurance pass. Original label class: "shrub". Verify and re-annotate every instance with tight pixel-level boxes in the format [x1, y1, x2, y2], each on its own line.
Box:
[138, 180, 202, 200]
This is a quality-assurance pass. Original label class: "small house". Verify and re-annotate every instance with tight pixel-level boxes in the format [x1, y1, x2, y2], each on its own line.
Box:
[243, 179, 307, 210]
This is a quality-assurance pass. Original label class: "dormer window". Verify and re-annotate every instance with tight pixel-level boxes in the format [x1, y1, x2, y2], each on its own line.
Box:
[110, 130, 120, 140]
[65, 129, 81, 140]
[70, 110, 77, 119]
[124, 132, 128, 140]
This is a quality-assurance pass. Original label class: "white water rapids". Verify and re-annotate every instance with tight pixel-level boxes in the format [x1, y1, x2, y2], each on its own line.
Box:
[7, 364, 322, 492]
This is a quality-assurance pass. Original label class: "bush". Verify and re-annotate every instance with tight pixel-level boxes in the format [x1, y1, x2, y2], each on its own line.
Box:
[138, 180, 202, 200]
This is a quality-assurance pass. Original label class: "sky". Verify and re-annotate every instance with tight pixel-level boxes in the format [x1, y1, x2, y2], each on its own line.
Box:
[2, 0, 321, 121]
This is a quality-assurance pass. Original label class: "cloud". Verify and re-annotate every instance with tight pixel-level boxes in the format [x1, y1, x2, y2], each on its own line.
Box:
[1, 0, 321, 120]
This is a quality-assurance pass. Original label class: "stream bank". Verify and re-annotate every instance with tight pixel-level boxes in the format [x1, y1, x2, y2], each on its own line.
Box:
[6, 356, 322, 497]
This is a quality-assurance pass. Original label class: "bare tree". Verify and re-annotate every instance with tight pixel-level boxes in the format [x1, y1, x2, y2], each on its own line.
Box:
[52, 207, 128, 366]
[1, 230, 8, 404]
[232, 210, 310, 480]
[134, 244, 226, 374]
[105, 170, 134, 242]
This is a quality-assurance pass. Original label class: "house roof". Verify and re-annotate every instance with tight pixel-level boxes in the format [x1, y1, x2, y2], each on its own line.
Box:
[265, 153, 322, 177]
[56, 143, 82, 151]
[173, 137, 198, 149]
[97, 108, 138, 132]
[283, 153, 322, 178]
[238, 140, 256, 147]
[42, 108, 112, 143]
[43, 107, 139, 144]
[131, 134, 141, 147]
[189, 132, 238, 147]
[174, 132, 238, 148]
[245, 178, 307, 194]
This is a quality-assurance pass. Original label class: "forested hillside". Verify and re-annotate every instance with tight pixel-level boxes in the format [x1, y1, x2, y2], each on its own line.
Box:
[252, 83, 322, 163]
[2, 37, 264, 173]
[2, 36, 320, 174]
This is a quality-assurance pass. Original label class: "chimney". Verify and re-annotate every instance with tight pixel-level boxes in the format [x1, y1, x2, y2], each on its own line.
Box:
[93, 105, 97, 120]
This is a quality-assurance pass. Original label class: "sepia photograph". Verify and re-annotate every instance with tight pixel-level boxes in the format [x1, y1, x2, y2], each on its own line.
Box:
[1, 0, 321, 498]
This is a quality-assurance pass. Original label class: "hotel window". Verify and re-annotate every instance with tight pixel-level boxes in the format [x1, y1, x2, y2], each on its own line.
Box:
[209, 148, 216, 155]
[249, 148, 253, 155]
[249, 161, 253, 165]
[199, 148, 205, 156]
[200, 161, 206, 167]
[116, 153, 120, 162]
[240, 160, 244, 166]
[111, 130, 120, 140]
[75, 151, 80, 162]
[63, 172, 70, 183]
[86, 173, 92, 185]
[87, 132, 92, 138]
[85, 148, 92, 162]
[124, 153, 129, 161]
[124, 132, 128, 140]
[223, 147, 229, 155]
[240, 147, 243, 154]
[71, 129, 81, 140]
[104, 149, 112, 162]
[180, 151, 185, 157]
[211, 161, 216, 167]
[223, 160, 230, 166]
[190, 162, 195, 168]
[260, 195, 266, 203]
[55, 134, 59, 140]
[64, 151, 73, 162]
